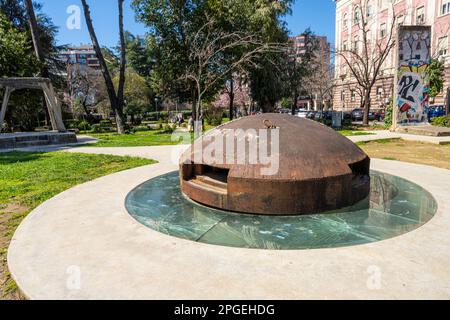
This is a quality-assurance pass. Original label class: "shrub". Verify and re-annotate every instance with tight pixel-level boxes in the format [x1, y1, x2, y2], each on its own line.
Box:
[342, 119, 352, 127]
[65, 120, 80, 130]
[90, 124, 103, 133]
[78, 120, 91, 131]
[204, 105, 224, 127]
[131, 126, 150, 133]
[431, 116, 450, 128]
[99, 119, 112, 127]
[158, 124, 176, 134]
[384, 100, 393, 129]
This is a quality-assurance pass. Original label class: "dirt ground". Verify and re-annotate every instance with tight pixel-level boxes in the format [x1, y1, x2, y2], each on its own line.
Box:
[359, 140, 450, 170]
[0, 204, 28, 300]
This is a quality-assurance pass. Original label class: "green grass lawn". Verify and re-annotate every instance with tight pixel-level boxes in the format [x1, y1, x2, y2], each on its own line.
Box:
[338, 130, 376, 137]
[82, 118, 232, 148]
[83, 130, 187, 147]
[81, 119, 377, 148]
[0, 151, 155, 299]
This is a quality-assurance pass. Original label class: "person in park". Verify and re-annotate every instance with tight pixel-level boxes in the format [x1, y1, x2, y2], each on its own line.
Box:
[188, 116, 194, 132]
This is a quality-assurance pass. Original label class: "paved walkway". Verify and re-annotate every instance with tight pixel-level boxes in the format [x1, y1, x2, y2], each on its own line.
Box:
[349, 130, 450, 145]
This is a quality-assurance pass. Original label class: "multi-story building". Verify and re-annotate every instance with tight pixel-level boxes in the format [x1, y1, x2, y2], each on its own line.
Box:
[58, 44, 100, 69]
[289, 34, 330, 62]
[334, 0, 450, 112]
[289, 34, 333, 110]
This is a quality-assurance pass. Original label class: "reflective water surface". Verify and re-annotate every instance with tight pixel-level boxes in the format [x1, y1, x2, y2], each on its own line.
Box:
[125, 171, 437, 250]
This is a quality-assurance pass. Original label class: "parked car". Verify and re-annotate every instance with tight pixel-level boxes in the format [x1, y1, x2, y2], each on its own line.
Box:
[296, 111, 308, 118]
[368, 111, 377, 121]
[426, 105, 446, 121]
[351, 108, 364, 121]
[374, 110, 385, 121]
[314, 111, 332, 121]
[343, 112, 352, 120]
[306, 111, 317, 119]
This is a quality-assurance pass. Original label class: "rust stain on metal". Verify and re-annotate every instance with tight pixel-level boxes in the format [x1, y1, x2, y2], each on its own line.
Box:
[180, 114, 371, 215]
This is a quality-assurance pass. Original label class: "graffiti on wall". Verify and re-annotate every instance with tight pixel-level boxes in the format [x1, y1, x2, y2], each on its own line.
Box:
[396, 26, 431, 125]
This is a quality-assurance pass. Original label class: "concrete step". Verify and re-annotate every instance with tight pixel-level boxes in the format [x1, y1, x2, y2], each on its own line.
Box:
[190, 176, 227, 194]
[15, 140, 51, 148]
[195, 175, 228, 190]
[396, 126, 450, 137]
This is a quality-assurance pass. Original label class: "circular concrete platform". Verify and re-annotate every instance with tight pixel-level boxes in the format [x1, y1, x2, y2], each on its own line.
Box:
[7, 158, 450, 299]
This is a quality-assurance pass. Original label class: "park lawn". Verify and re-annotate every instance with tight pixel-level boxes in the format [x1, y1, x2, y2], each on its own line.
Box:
[339, 130, 376, 136]
[0, 151, 155, 299]
[83, 119, 232, 148]
[359, 139, 450, 170]
[85, 130, 187, 147]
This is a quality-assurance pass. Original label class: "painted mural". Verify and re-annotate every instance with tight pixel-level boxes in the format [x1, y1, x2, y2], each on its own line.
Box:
[396, 26, 431, 125]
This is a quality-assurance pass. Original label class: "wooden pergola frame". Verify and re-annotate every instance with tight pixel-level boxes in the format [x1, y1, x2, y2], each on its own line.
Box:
[0, 77, 66, 132]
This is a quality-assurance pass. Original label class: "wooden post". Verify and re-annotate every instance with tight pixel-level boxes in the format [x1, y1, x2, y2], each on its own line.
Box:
[41, 82, 66, 132]
[0, 78, 67, 132]
[0, 87, 14, 131]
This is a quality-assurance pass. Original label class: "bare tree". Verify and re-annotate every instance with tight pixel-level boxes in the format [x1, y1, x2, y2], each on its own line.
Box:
[181, 19, 277, 125]
[303, 45, 334, 114]
[336, 0, 397, 125]
[80, 0, 126, 134]
[67, 65, 107, 120]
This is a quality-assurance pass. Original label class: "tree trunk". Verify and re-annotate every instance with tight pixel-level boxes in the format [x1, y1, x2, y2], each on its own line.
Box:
[446, 87, 450, 115]
[291, 91, 298, 115]
[82, 102, 91, 120]
[192, 87, 197, 121]
[117, 0, 126, 119]
[24, 0, 49, 78]
[80, 0, 125, 134]
[228, 78, 234, 120]
[363, 90, 371, 125]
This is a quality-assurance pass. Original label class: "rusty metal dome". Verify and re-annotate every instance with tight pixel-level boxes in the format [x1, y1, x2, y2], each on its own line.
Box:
[180, 114, 371, 215]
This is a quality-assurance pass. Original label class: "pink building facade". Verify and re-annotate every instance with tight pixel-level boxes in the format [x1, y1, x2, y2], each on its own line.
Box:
[334, 0, 450, 111]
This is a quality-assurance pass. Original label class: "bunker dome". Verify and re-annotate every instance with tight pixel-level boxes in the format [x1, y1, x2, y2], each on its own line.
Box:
[180, 114, 370, 215]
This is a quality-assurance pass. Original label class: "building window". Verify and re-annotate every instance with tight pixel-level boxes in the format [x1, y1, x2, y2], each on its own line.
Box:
[351, 90, 356, 102]
[438, 36, 448, 57]
[367, 5, 373, 18]
[343, 13, 348, 30]
[354, 7, 361, 24]
[353, 36, 359, 51]
[341, 91, 346, 102]
[442, 0, 450, 15]
[377, 87, 383, 100]
[397, 14, 404, 25]
[380, 23, 386, 38]
[343, 40, 348, 51]
[416, 6, 425, 25]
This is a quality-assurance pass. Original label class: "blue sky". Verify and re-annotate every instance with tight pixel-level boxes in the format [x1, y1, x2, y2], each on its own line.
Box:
[40, 0, 336, 47]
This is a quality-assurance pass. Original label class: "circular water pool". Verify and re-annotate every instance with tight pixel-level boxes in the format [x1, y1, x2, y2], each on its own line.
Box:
[125, 171, 437, 250]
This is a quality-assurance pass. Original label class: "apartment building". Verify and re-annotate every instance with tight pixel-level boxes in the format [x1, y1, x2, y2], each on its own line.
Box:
[58, 44, 100, 69]
[289, 34, 333, 110]
[334, 0, 450, 111]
